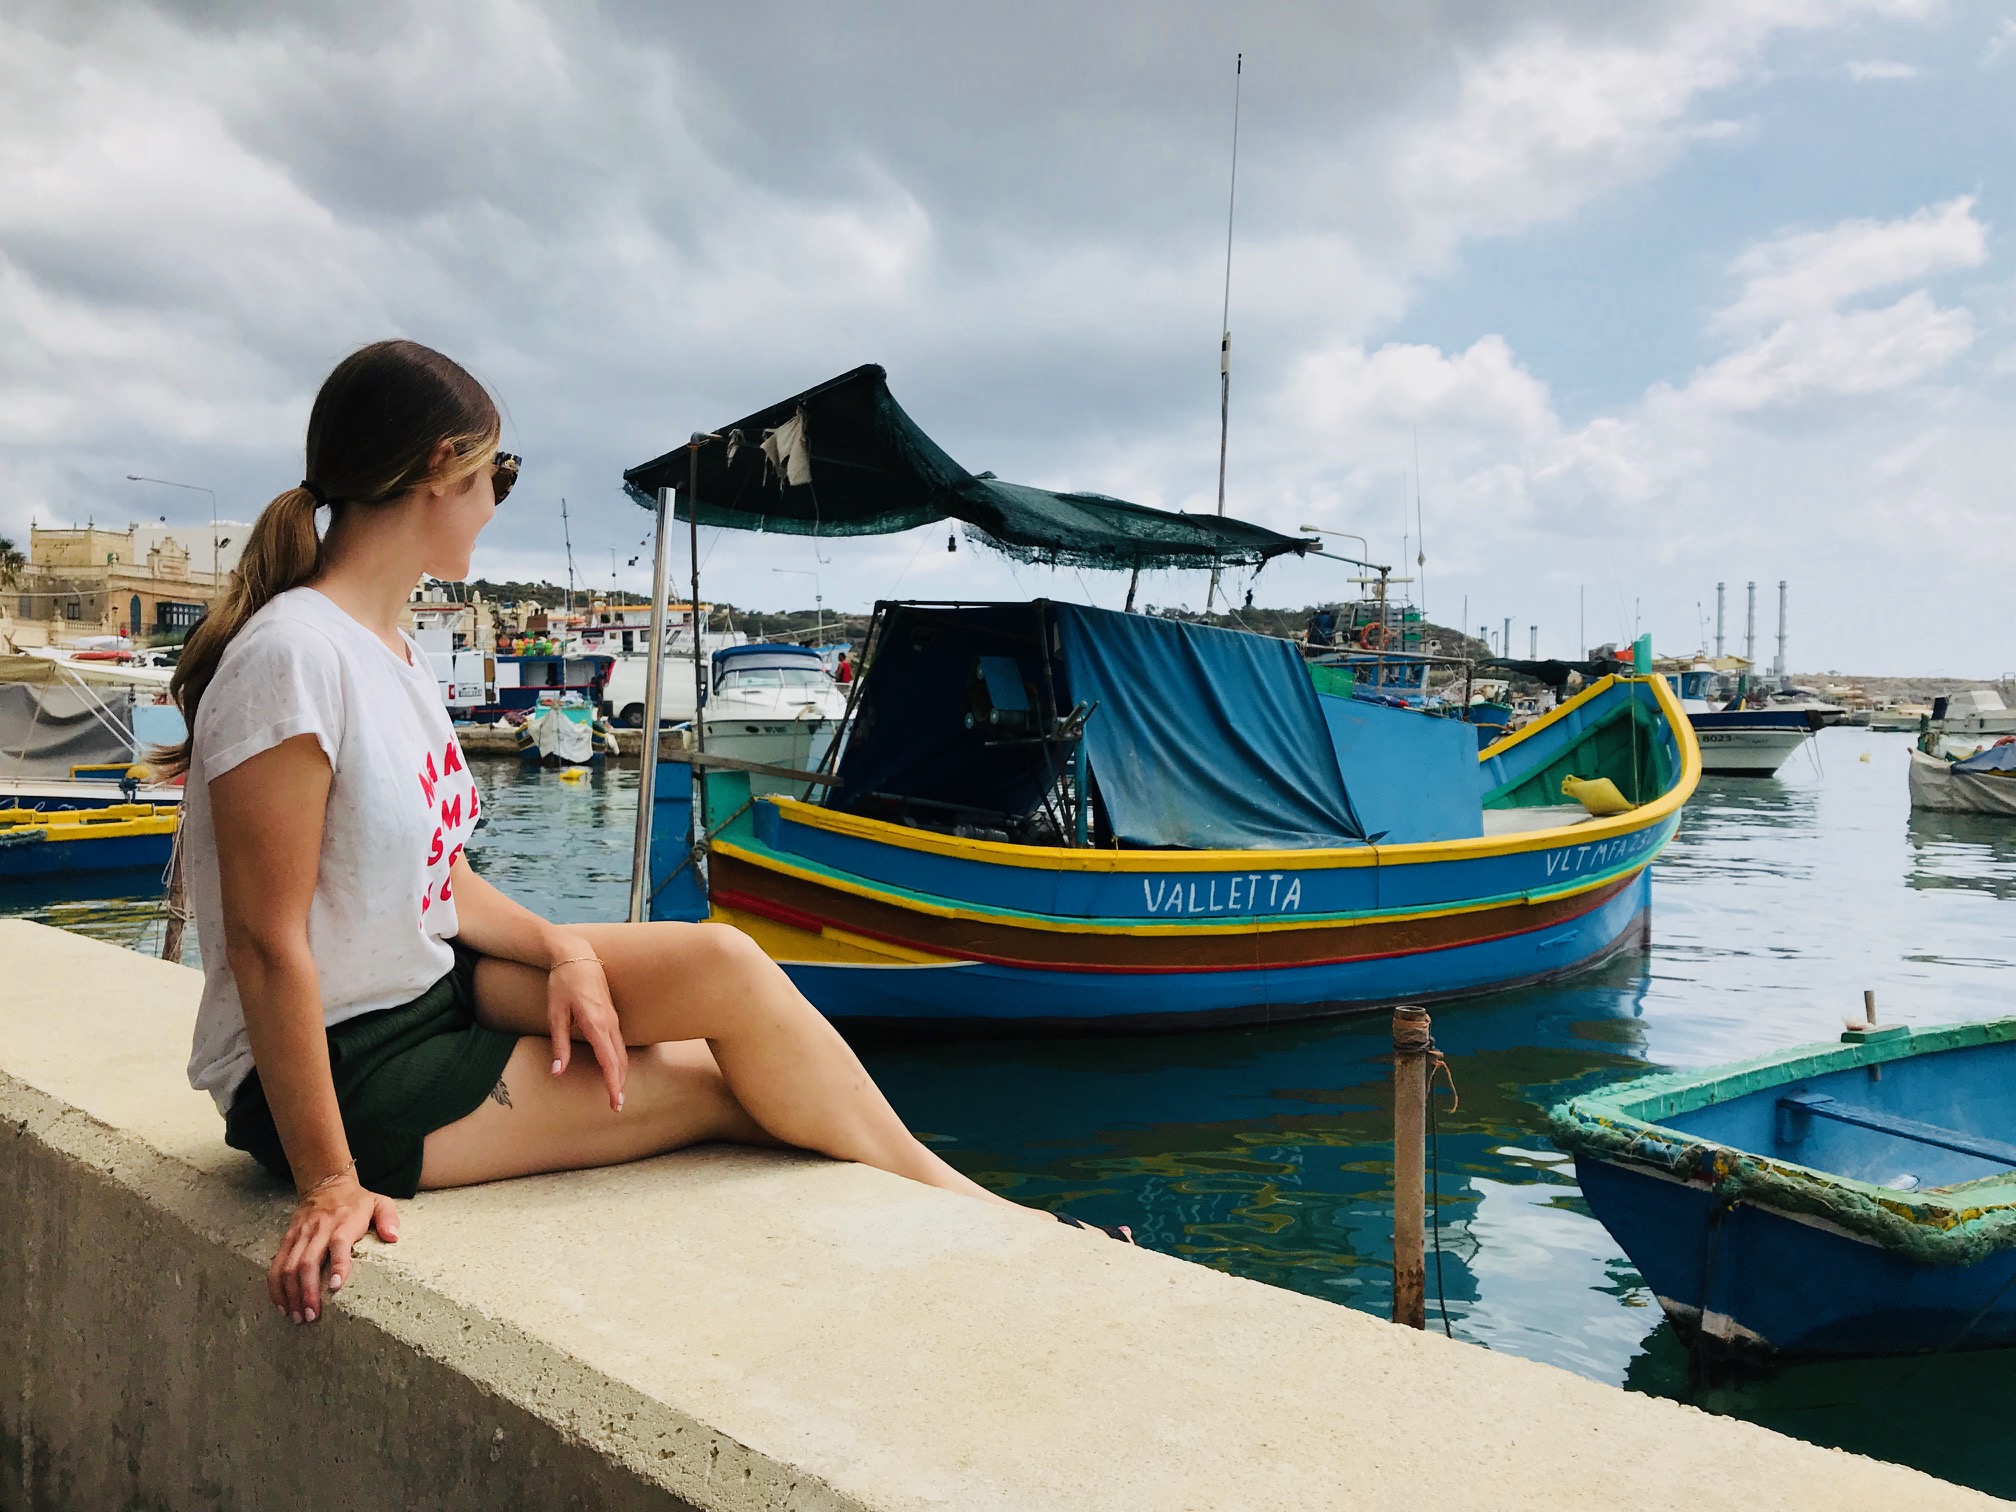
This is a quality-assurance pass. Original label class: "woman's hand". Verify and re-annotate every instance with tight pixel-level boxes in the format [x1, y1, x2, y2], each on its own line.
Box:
[547, 953, 628, 1111]
[269, 1173, 399, 1324]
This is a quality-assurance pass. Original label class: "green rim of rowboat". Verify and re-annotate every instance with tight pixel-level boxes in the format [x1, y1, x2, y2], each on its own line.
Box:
[1546, 1018, 2016, 1267]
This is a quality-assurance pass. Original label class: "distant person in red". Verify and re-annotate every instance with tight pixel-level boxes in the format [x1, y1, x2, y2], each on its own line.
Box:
[835, 650, 853, 684]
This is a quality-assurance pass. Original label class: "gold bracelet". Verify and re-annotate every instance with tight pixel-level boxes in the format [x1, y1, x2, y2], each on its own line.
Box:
[549, 953, 604, 972]
[298, 1157, 356, 1202]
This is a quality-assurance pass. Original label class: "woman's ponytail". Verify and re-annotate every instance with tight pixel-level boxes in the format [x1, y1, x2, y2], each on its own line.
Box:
[156, 338, 501, 779]
[157, 484, 325, 777]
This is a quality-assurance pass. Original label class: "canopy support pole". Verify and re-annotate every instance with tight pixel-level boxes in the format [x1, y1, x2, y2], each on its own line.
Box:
[687, 439, 709, 894]
[625, 484, 678, 923]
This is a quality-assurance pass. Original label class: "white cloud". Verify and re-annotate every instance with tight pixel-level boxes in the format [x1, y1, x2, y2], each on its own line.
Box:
[1987, 18, 2016, 62]
[1845, 58, 1921, 79]
[1685, 291, 1975, 410]
[0, 0, 1999, 671]
[1713, 196, 1987, 331]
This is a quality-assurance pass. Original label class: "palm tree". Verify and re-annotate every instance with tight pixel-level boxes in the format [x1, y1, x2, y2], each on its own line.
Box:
[0, 537, 23, 592]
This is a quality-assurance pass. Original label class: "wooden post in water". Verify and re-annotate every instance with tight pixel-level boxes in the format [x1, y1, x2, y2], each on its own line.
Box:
[1391, 1005, 1429, 1330]
[160, 832, 188, 965]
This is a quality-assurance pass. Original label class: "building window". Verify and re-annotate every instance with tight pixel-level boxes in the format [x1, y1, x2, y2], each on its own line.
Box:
[155, 600, 204, 632]
[64, 599, 81, 620]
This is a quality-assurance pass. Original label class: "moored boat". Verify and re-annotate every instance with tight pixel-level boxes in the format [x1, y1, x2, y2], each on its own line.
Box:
[1908, 744, 2016, 816]
[652, 599, 1700, 1032]
[1663, 663, 1822, 776]
[1550, 1017, 2016, 1358]
[0, 802, 177, 879]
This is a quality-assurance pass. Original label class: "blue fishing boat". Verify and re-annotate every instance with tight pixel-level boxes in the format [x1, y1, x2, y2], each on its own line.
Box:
[646, 600, 1699, 1032]
[1550, 1018, 2016, 1358]
[621, 366, 1702, 1031]
[0, 803, 177, 880]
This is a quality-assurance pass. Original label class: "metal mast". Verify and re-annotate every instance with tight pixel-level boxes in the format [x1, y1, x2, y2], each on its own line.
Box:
[1715, 581, 1725, 659]
[1205, 53, 1242, 612]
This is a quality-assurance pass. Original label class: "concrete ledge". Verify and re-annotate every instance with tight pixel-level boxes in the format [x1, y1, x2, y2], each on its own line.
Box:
[0, 921, 1995, 1511]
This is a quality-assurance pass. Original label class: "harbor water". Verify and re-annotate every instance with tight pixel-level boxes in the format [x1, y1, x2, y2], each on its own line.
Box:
[26, 726, 2016, 1497]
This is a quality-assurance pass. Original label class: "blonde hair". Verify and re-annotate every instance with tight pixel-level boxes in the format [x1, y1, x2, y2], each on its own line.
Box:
[160, 339, 499, 776]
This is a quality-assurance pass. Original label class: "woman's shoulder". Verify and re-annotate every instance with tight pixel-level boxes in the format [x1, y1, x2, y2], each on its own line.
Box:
[223, 589, 347, 664]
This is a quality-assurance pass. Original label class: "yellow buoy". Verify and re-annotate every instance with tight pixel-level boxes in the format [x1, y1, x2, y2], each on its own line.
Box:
[1562, 774, 1634, 816]
[125, 762, 154, 783]
[1859, 752, 1871, 763]
[557, 766, 588, 782]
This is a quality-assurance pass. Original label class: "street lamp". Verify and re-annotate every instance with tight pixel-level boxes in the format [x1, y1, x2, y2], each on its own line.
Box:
[125, 474, 221, 588]
[1299, 523, 1369, 562]
[770, 567, 823, 647]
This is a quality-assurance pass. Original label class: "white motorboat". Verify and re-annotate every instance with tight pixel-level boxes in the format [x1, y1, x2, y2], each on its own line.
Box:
[697, 644, 850, 796]
[1663, 664, 1820, 777]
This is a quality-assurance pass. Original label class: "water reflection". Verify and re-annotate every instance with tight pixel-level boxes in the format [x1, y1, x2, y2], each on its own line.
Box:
[865, 961, 1655, 1344]
[14, 733, 2016, 1494]
[1905, 810, 2016, 901]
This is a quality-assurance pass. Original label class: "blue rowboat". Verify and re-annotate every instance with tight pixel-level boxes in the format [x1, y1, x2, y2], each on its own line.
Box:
[1549, 1018, 2016, 1358]
[650, 600, 1700, 1032]
[0, 803, 177, 880]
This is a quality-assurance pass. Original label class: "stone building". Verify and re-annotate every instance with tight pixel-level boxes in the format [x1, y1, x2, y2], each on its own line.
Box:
[17, 522, 248, 640]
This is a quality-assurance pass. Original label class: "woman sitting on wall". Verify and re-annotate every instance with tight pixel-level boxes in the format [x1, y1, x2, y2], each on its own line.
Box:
[167, 340, 1129, 1328]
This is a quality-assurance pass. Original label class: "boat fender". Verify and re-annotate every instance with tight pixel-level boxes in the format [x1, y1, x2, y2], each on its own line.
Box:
[1561, 775, 1634, 816]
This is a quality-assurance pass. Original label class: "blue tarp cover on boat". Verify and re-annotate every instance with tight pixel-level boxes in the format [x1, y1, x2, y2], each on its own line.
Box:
[827, 602, 1366, 850]
[1053, 605, 1365, 849]
[1954, 742, 2016, 774]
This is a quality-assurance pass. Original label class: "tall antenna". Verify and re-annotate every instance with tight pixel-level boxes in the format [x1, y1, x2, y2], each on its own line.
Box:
[1413, 427, 1426, 616]
[560, 497, 578, 614]
[1206, 52, 1243, 613]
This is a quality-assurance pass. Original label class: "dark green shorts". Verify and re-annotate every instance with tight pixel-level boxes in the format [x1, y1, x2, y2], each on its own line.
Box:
[224, 941, 520, 1199]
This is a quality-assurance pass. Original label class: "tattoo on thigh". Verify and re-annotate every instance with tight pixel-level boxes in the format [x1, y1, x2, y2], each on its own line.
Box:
[488, 1077, 513, 1109]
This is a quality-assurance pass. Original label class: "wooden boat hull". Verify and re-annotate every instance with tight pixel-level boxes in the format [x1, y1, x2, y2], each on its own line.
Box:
[1552, 1019, 2016, 1358]
[743, 872, 1651, 1030]
[0, 805, 176, 880]
[655, 672, 1698, 1031]
[1908, 748, 2016, 815]
[1578, 1155, 2016, 1357]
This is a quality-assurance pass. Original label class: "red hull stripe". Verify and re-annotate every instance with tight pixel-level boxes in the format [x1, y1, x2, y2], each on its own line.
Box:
[711, 879, 1629, 976]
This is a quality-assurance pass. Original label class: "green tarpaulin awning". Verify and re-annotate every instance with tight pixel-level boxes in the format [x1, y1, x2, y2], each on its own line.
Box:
[621, 364, 1310, 573]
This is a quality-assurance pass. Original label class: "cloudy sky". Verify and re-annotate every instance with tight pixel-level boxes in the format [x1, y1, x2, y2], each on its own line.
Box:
[4, 0, 2013, 673]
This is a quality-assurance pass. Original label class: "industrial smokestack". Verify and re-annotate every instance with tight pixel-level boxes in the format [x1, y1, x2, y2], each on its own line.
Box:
[1715, 582, 1725, 659]
[1503, 617, 1511, 661]
[1775, 580, 1787, 687]
[1529, 625, 1537, 659]
[1745, 581, 1756, 667]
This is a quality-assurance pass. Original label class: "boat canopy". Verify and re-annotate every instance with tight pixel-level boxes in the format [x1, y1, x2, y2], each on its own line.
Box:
[622, 365, 1313, 573]
[0, 657, 147, 776]
[829, 601, 1366, 850]
[1954, 741, 2016, 774]
[712, 643, 822, 670]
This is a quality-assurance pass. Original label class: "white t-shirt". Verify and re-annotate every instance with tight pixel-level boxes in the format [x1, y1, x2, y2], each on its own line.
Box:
[185, 586, 483, 1111]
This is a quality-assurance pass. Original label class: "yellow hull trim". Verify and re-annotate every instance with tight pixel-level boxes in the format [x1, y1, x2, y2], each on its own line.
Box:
[753, 673, 1701, 875]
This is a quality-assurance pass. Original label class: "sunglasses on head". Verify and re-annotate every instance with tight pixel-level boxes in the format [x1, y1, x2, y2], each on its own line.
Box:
[491, 451, 520, 504]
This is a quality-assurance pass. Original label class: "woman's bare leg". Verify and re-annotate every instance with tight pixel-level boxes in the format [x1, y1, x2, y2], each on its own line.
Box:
[447, 921, 1025, 1210]
[421, 1035, 778, 1188]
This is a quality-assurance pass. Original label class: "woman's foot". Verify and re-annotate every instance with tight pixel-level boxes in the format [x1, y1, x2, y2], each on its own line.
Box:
[1056, 1212, 1136, 1244]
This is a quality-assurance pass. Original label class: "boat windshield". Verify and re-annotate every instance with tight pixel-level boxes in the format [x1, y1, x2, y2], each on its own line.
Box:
[718, 666, 829, 692]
